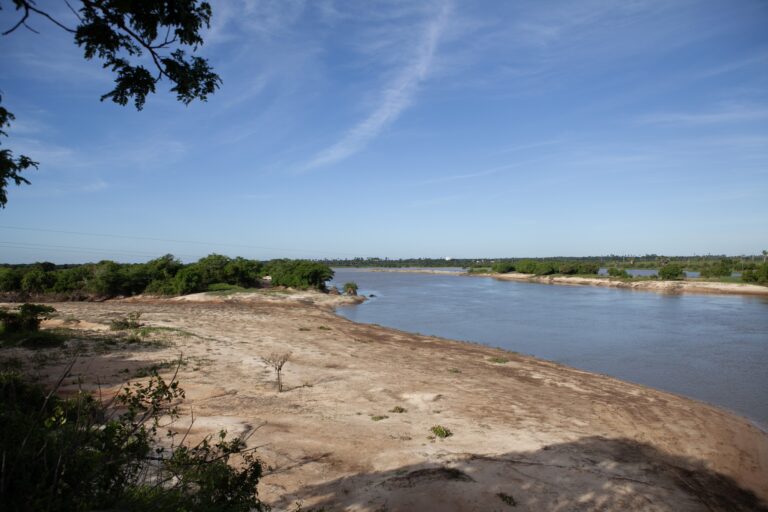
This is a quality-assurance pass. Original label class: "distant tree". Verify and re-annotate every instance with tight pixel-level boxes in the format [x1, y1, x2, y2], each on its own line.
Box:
[267, 260, 334, 291]
[0, 0, 220, 207]
[515, 260, 537, 274]
[607, 267, 629, 278]
[491, 261, 515, 273]
[658, 263, 685, 280]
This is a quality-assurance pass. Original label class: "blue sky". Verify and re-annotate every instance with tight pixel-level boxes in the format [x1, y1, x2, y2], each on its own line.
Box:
[1, 0, 767, 263]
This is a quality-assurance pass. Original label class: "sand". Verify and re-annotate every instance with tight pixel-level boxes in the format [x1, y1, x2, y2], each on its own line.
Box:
[3, 290, 767, 511]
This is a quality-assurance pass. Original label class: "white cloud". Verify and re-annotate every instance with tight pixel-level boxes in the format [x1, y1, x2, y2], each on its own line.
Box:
[301, 1, 451, 171]
[639, 106, 768, 125]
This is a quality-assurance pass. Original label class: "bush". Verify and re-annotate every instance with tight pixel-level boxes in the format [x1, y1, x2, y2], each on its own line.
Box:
[742, 263, 768, 284]
[0, 371, 265, 512]
[343, 282, 358, 295]
[658, 263, 685, 280]
[700, 259, 733, 278]
[267, 260, 333, 291]
[607, 267, 629, 278]
[515, 260, 537, 274]
[430, 425, 453, 439]
[558, 263, 578, 275]
[0, 304, 56, 333]
[533, 262, 557, 276]
[577, 263, 600, 275]
[491, 261, 515, 273]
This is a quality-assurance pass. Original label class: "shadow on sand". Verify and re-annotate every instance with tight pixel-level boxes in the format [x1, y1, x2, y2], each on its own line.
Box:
[274, 436, 767, 512]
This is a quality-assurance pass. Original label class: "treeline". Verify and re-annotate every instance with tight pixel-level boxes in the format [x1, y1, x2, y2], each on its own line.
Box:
[487, 260, 600, 276]
[0, 255, 334, 299]
[322, 255, 767, 271]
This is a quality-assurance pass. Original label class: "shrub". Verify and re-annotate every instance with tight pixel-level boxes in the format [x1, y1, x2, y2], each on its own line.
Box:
[515, 260, 537, 274]
[343, 282, 358, 295]
[558, 263, 578, 275]
[267, 260, 333, 291]
[658, 263, 685, 280]
[110, 312, 143, 331]
[0, 304, 56, 333]
[0, 267, 21, 291]
[430, 425, 453, 439]
[577, 263, 600, 275]
[742, 263, 768, 284]
[491, 261, 515, 273]
[261, 352, 292, 392]
[607, 267, 629, 278]
[0, 371, 265, 512]
[533, 262, 557, 276]
[700, 259, 733, 278]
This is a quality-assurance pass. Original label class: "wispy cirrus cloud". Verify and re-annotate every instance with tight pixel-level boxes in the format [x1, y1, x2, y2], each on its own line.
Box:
[639, 105, 768, 125]
[301, 1, 451, 171]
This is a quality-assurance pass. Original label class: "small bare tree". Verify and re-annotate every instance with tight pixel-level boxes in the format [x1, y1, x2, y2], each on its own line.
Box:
[261, 352, 292, 392]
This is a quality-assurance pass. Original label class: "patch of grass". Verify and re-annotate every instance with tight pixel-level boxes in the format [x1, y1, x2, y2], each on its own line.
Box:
[317, 326, 332, 331]
[488, 356, 509, 364]
[447, 367, 461, 373]
[135, 326, 194, 338]
[389, 406, 407, 413]
[497, 492, 516, 507]
[370, 415, 389, 421]
[109, 312, 143, 331]
[133, 358, 187, 378]
[430, 425, 453, 439]
[298, 327, 310, 331]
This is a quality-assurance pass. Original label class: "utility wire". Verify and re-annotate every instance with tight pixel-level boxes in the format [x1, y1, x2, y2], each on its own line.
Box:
[0, 224, 363, 258]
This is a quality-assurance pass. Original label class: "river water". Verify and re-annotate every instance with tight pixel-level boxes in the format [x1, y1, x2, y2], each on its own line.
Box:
[330, 268, 768, 426]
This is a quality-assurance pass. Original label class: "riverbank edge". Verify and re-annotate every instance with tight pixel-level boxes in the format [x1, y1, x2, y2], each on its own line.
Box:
[8, 291, 768, 507]
[364, 268, 768, 296]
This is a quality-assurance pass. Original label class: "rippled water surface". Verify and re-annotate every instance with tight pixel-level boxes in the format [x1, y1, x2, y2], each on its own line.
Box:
[331, 268, 768, 426]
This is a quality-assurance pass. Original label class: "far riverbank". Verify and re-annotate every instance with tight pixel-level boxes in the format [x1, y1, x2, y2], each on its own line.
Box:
[366, 268, 768, 296]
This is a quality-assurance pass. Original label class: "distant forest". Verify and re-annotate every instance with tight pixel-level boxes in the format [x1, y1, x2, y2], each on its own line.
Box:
[321, 255, 767, 271]
[0, 255, 333, 300]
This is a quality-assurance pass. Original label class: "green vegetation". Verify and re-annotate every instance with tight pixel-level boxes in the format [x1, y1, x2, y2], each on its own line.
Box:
[1, 1, 220, 209]
[742, 263, 768, 284]
[607, 267, 629, 278]
[430, 425, 453, 439]
[0, 303, 55, 333]
[489, 356, 509, 364]
[0, 255, 336, 299]
[110, 312, 144, 331]
[491, 261, 515, 273]
[389, 406, 407, 413]
[343, 281, 359, 295]
[658, 263, 685, 280]
[370, 415, 388, 421]
[497, 492, 517, 507]
[266, 259, 333, 291]
[0, 371, 265, 512]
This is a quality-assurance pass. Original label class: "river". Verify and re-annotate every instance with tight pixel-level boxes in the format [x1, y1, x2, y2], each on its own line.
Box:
[330, 268, 768, 426]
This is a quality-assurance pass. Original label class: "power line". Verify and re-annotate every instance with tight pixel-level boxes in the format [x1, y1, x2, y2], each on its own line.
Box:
[0, 224, 362, 258]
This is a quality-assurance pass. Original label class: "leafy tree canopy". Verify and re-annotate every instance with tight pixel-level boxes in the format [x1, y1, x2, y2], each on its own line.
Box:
[0, 0, 220, 207]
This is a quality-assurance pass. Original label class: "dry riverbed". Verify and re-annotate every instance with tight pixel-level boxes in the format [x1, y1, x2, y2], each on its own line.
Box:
[2, 291, 767, 511]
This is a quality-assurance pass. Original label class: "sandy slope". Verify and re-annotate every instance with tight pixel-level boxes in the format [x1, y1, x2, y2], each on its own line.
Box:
[4, 291, 767, 511]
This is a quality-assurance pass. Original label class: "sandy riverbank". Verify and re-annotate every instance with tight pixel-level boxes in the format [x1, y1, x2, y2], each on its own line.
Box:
[365, 268, 768, 296]
[486, 272, 768, 296]
[3, 291, 767, 511]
